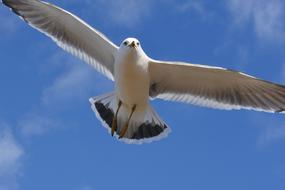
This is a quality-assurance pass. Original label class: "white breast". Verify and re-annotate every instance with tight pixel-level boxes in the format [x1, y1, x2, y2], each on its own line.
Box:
[114, 49, 150, 111]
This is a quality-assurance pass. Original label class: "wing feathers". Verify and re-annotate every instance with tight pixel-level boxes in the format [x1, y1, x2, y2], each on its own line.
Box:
[2, 0, 118, 80]
[149, 60, 285, 113]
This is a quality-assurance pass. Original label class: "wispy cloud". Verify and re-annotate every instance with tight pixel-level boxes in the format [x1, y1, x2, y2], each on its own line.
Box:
[91, 0, 153, 28]
[19, 113, 60, 137]
[86, 0, 212, 28]
[228, 0, 285, 42]
[175, 1, 208, 18]
[41, 63, 100, 110]
[19, 52, 112, 137]
[0, 124, 24, 190]
[62, 0, 210, 28]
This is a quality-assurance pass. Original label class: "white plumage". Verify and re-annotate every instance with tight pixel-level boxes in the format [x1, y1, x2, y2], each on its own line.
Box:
[3, 0, 285, 144]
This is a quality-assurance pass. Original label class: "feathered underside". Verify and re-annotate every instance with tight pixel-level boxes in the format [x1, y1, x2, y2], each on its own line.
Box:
[149, 60, 285, 113]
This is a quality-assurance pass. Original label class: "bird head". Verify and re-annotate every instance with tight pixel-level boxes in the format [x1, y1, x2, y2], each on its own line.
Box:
[117, 38, 148, 60]
[120, 38, 141, 49]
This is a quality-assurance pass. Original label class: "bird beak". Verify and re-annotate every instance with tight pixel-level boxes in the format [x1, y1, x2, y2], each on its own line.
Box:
[129, 41, 136, 48]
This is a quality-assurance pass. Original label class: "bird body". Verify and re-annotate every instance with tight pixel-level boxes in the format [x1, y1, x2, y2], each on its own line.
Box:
[92, 38, 170, 143]
[2, 0, 285, 144]
[115, 38, 150, 111]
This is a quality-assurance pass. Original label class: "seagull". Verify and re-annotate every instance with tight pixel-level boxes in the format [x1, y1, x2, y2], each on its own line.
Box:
[2, 0, 285, 144]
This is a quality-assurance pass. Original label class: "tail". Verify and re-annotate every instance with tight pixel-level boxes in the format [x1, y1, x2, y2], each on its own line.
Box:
[89, 92, 171, 144]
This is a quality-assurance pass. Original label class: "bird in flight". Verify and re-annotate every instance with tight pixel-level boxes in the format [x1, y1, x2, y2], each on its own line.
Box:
[2, 0, 285, 144]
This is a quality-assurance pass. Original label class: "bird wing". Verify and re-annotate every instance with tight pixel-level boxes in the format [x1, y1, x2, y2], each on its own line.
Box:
[148, 60, 285, 113]
[2, 0, 118, 80]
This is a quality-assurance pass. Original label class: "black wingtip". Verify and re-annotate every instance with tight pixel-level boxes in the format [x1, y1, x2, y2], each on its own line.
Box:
[2, 0, 12, 7]
[2, 0, 8, 6]
[2, 0, 21, 17]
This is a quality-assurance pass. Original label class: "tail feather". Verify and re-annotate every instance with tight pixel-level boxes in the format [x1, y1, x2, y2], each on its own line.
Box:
[89, 92, 171, 144]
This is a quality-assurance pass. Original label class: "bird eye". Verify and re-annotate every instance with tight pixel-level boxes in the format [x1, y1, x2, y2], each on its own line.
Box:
[136, 42, 140, 46]
[123, 41, 128, 46]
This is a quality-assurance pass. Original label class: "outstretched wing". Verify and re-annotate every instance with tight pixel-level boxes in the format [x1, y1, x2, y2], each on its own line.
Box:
[2, 0, 118, 80]
[149, 60, 285, 113]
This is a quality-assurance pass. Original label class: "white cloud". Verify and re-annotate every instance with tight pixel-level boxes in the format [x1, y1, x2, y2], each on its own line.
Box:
[0, 125, 24, 190]
[90, 0, 153, 28]
[19, 113, 60, 137]
[42, 63, 100, 109]
[228, 0, 285, 42]
[228, 0, 255, 23]
[253, 1, 285, 40]
[19, 51, 112, 137]
[62, 0, 209, 28]
[87, 0, 211, 28]
[175, 1, 207, 17]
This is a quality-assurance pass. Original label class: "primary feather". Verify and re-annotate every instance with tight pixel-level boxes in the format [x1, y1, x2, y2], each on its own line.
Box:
[2, 0, 118, 80]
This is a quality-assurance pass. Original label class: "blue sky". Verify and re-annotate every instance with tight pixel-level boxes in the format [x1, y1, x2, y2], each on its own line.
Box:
[0, 0, 285, 189]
